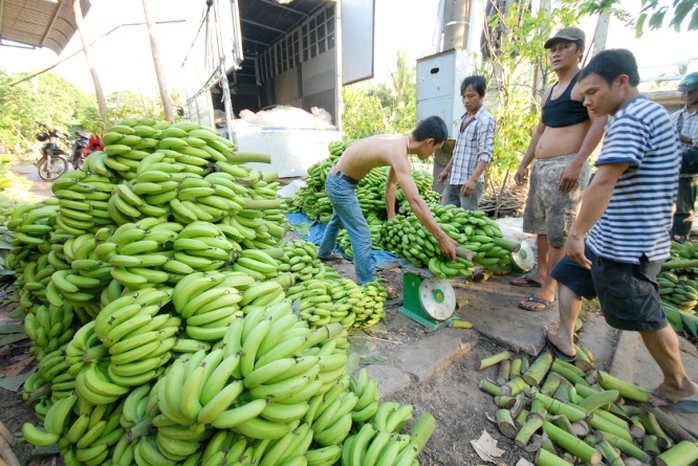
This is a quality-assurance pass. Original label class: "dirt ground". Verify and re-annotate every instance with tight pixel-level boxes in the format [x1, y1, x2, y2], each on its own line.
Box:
[0, 256, 624, 466]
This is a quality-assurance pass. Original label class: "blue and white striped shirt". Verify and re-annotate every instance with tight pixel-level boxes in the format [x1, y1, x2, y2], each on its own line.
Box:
[587, 96, 680, 264]
[449, 106, 496, 185]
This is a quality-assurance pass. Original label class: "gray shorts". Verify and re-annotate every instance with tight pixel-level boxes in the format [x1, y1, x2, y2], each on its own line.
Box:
[442, 182, 484, 211]
[522, 154, 590, 247]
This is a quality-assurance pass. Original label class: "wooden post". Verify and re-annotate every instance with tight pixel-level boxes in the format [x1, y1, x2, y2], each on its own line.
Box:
[141, 0, 174, 122]
[72, 0, 107, 122]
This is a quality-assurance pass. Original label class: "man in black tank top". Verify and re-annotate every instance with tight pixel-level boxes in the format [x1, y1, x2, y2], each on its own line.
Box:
[510, 27, 606, 314]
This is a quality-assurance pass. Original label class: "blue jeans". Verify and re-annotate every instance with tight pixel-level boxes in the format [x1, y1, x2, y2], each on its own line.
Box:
[442, 181, 484, 211]
[318, 173, 374, 284]
[670, 175, 698, 242]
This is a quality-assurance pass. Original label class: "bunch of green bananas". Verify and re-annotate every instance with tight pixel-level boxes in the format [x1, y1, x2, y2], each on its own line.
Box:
[342, 410, 436, 466]
[352, 280, 388, 327]
[23, 300, 75, 360]
[348, 368, 379, 424]
[279, 239, 328, 283]
[383, 204, 514, 275]
[52, 171, 115, 236]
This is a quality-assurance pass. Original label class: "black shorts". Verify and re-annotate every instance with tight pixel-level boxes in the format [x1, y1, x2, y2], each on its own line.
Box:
[551, 244, 667, 332]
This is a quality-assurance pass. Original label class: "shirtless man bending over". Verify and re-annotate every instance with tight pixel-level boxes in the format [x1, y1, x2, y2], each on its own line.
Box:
[317, 116, 459, 284]
[511, 27, 607, 312]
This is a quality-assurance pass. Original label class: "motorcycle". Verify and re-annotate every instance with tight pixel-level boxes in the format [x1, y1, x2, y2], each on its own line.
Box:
[34, 122, 69, 182]
[69, 130, 89, 171]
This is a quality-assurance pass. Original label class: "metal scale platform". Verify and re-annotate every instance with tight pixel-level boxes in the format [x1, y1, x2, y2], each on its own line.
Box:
[398, 267, 457, 331]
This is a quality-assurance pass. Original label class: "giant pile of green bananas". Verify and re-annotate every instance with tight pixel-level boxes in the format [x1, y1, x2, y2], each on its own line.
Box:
[9, 118, 440, 465]
[383, 204, 515, 278]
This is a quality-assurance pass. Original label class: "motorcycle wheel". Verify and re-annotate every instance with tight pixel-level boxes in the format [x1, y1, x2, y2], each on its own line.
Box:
[37, 155, 69, 182]
[73, 155, 84, 171]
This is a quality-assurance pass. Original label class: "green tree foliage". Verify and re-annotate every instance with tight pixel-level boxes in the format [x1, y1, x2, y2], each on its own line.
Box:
[476, 0, 583, 185]
[0, 70, 95, 157]
[636, 0, 698, 34]
[342, 50, 416, 139]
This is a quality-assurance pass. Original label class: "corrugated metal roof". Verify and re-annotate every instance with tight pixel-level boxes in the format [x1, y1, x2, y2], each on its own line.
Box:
[0, 0, 91, 55]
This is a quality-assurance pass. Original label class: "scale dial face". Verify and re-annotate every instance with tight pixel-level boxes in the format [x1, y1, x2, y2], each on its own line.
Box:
[419, 278, 456, 321]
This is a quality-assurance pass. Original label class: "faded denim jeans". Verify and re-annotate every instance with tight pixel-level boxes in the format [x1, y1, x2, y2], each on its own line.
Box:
[318, 172, 374, 284]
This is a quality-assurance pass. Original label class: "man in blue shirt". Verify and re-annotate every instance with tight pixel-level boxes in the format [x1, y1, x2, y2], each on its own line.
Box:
[547, 49, 698, 405]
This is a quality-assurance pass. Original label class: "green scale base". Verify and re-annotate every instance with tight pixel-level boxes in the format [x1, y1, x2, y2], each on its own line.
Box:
[398, 272, 456, 331]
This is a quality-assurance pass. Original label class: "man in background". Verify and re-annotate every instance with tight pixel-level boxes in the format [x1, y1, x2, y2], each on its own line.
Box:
[437, 75, 496, 211]
[670, 72, 698, 243]
[510, 27, 606, 313]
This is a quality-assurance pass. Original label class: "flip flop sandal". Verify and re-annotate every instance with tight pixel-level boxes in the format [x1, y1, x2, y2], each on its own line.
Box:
[519, 295, 556, 312]
[510, 276, 543, 288]
[646, 392, 698, 414]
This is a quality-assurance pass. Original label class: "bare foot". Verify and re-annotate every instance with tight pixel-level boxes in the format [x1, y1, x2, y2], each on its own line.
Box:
[542, 325, 576, 359]
[653, 379, 698, 404]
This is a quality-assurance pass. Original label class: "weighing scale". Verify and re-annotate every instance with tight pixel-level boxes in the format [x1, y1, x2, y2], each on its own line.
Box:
[398, 267, 458, 331]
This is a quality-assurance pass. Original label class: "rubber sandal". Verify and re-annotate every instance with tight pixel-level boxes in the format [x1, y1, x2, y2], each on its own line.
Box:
[542, 326, 576, 362]
[646, 392, 698, 414]
[510, 276, 543, 288]
[519, 295, 556, 312]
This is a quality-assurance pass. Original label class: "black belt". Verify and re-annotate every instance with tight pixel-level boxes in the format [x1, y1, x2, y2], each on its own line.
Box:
[334, 170, 359, 185]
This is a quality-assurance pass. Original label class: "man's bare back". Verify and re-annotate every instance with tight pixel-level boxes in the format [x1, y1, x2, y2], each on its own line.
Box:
[334, 135, 410, 181]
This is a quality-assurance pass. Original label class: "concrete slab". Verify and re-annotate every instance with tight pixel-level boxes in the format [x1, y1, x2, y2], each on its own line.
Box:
[364, 364, 412, 398]
[391, 329, 472, 382]
[454, 276, 558, 356]
[610, 330, 698, 436]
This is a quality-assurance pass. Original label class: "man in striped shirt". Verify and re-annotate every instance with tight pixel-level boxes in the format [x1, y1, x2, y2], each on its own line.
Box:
[437, 75, 496, 211]
[547, 49, 698, 405]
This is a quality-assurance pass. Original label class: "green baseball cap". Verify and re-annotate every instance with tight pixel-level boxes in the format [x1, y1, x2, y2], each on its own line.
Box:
[678, 72, 698, 92]
[544, 27, 585, 49]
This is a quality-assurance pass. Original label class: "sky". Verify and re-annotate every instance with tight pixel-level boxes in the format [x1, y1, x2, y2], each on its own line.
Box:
[0, 0, 696, 96]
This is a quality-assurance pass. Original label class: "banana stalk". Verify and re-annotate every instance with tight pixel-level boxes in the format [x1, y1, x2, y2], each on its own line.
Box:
[522, 352, 553, 386]
[500, 377, 527, 396]
[514, 417, 543, 448]
[655, 440, 698, 466]
[552, 414, 576, 437]
[596, 371, 648, 403]
[587, 413, 633, 443]
[629, 415, 646, 439]
[595, 431, 651, 464]
[642, 434, 661, 456]
[532, 392, 586, 422]
[478, 379, 503, 396]
[542, 421, 602, 465]
[639, 409, 674, 449]
[576, 389, 619, 414]
[647, 405, 698, 443]
[551, 360, 589, 387]
[510, 357, 522, 379]
[594, 440, 624, 466]
[529, 398, 548, 420]
[495, 359, 510, 386]
[571, 419, 590, 437]
[536, 448, 573, 466]
[495, 409, 517, 439]
[514, 408, 529, 427]
[476, 351, 510, 371]
[539, 373, 562, 397]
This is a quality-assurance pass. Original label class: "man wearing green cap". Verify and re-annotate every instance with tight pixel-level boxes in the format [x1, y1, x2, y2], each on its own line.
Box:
[511, 26, 607, 312]
[670, 72, 698, 243]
